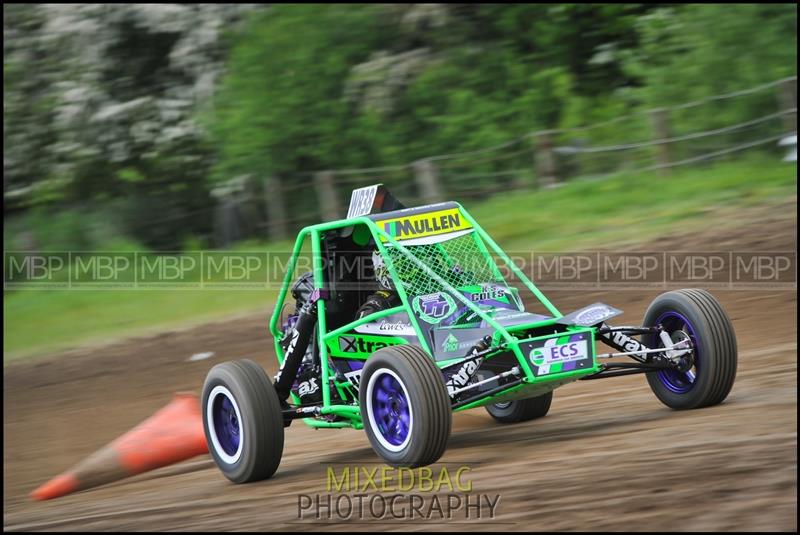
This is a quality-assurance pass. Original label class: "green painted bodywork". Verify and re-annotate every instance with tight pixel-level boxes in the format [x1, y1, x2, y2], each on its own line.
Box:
[268, 202, 600, 429]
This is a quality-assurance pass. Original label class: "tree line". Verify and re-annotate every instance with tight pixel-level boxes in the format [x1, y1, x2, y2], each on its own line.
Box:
[4, 4, 796, 250]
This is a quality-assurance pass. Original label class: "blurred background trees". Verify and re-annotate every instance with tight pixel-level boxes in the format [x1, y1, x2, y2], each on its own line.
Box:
[4, 4, 797, 250]
[4, 4, 256, 249]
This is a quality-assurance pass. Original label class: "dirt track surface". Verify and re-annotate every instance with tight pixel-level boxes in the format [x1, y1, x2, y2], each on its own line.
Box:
[4, 214, 797, 531]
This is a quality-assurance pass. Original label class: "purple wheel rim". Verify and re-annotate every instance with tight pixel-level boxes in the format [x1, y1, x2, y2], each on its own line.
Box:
[212, 393, 241, 456]
[371, 372, 411, 447]
[655, 311, 699, 394]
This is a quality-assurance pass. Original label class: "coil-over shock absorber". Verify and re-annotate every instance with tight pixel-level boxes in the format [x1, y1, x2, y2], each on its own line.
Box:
[274, 288, 328, 401]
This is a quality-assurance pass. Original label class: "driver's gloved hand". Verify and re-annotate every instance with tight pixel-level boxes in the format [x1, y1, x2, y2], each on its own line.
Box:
[356, 290, 400, 319]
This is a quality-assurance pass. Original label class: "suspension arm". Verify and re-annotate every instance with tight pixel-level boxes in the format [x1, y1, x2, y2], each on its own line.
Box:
[595, 322, 658, 362]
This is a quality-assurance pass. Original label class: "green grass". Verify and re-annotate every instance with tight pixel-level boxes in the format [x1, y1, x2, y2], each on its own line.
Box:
[470, 155, 796, 251]
[4, 155, 796, 362]
[4, 240, 308, 361]
[3, 289, 276, 359]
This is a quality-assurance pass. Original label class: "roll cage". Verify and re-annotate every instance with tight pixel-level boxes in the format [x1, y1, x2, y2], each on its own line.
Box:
[268, 201, 693, 429]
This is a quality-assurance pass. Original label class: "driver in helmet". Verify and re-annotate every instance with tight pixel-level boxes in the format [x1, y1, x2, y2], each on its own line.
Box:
[356, 251, 400, 318]
[356, 248, 474, 319]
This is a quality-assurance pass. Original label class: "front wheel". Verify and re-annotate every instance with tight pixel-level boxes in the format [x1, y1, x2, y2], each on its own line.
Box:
[485, 391, 553, 423]
[644, 289, 737, 410]
[202, 359, 285, 483]
[359, 345, 452, 467]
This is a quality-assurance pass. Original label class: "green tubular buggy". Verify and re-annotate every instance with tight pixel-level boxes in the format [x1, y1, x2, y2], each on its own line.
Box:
[202, 185, 738, 482]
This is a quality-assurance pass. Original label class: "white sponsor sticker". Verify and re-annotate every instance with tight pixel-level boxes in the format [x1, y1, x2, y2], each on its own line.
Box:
[575, 305, 614, 326]
[529, 339, 589, 375]
[347, 185, 378, 218]
[446, 358, 483, 396]
[297, 378, 319, 396]
[354, 320, 416, 336]
[344, 369, 363, 387]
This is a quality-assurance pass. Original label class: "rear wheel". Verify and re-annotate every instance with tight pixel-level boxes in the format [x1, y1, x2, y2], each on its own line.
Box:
[485, 391, 553, 423]
[644, 289, 737, 410]
[360, 345, 451, 467]
[202, 360, 285, 483]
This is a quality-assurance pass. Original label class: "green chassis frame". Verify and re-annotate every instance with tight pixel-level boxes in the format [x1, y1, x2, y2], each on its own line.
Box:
[268, 203, 602, 430]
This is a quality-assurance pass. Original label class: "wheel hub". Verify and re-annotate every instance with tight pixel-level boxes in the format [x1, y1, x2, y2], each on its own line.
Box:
[670, 330, 694, 372]
[207, 385, 244, 464]
[369, 371, 412, 449]
[655, 312, 699, 394]
[229, 412, 239, 434]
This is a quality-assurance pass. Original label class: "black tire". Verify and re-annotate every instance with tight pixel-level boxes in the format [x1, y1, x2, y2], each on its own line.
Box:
[485, 391, 553, 423]
[643, 289, 737, 410]
[359, 345, 451, 467]
[202, 359, 285, 483]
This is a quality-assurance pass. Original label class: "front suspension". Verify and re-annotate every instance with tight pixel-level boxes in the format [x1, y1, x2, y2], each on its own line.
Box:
[582, 322, 693, 380]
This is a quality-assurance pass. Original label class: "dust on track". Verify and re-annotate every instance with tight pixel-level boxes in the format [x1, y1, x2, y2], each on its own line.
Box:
[4, 212, 797, 531]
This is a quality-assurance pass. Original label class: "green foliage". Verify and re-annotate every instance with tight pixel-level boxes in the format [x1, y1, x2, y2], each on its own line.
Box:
[208, 5, 396, 179]
[4, 4, 797, 250]
[3, 5, 61, 195]
[208, 3, 796, 206]
[117, 168, 146, 184]
[208, 4, 657, 177]
[620, 4, 797, 143]
[4, 5, 222, 250]
[3, 203, 138, 252]
[622, 5, 797, 106]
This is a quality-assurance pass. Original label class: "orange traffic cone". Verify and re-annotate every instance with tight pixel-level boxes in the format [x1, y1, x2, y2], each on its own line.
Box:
[30, 393, 208, 501]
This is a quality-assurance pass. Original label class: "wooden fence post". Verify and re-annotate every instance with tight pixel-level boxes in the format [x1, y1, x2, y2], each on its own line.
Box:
[314, 171, 342, 221]
[213, 199, 236, 247]
[511, 135, 538, 189]
[776, 77, 797, 133]
[263, 175, 288, 241]
[649, 108, 672, 175]
[534, 131, 558, 188]
[413, 159, 443, 204]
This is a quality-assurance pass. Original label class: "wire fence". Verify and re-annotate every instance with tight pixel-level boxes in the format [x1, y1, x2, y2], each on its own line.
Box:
[206, 75, 796, 244]
[229, 74, 794, 243]
[21, 75, 794, 248]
